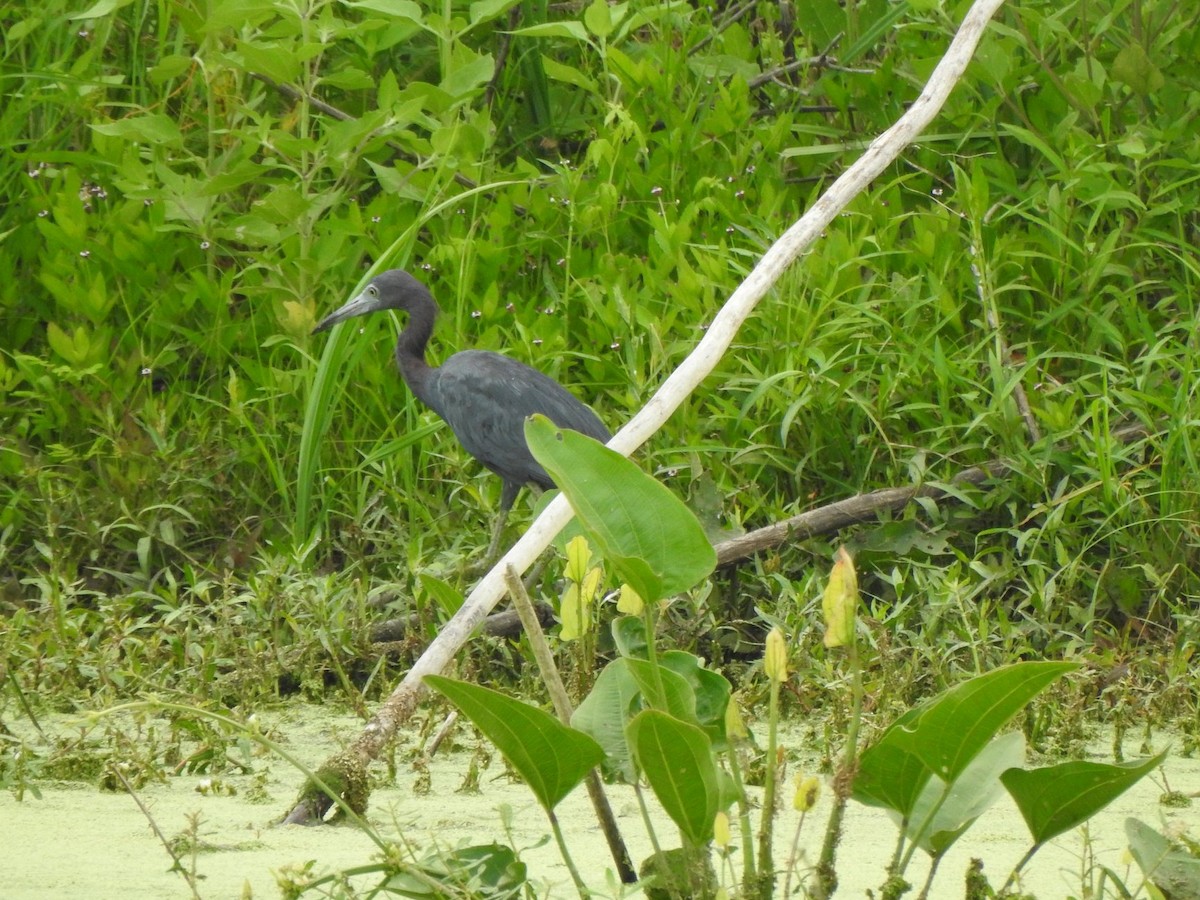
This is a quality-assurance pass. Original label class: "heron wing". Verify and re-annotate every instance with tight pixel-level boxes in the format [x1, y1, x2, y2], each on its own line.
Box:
[430, 350, 610, 489]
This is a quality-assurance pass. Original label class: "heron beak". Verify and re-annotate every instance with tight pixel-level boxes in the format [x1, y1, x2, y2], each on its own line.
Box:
[312, 288, 379, 334]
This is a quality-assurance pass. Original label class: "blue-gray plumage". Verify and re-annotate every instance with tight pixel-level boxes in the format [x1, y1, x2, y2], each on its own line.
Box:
[313, 268, 610, 561]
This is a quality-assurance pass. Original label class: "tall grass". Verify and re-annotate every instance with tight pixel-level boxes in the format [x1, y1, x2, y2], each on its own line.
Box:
[0, 0, 1196, 717]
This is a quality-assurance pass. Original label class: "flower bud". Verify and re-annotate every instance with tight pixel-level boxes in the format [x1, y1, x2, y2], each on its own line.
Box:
[793, 773, 820, 812]
[713, 810, 731, 848]
[724, 698, 748, 740]
[822, 547, 858, 648]
[764, 627, 788, 683]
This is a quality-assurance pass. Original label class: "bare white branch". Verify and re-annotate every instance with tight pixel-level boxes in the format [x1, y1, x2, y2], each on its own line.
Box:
[327, 0, 1009, 771]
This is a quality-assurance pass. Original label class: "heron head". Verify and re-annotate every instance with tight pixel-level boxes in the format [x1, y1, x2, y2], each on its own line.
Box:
[312, 269, 435, 334]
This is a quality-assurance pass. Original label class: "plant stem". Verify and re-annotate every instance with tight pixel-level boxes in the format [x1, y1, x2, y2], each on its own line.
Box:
[916, 854, 942, 900]
[998, 843, 1041, 896]
[756, 674, 782, 897]
[504, 566, 636, 883]
[548, 807, 591, 899]
[639, 602, 668, 709]
[813, 638, 865, 899]
[724, 734, 758, 886]
[782, 809, 809, 897]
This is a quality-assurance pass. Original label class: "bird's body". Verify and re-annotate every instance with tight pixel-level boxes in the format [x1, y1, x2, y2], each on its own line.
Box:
[314, 269, 610, 559]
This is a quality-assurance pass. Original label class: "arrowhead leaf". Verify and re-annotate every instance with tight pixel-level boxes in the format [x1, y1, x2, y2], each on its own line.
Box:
[426, 676, 603, 811]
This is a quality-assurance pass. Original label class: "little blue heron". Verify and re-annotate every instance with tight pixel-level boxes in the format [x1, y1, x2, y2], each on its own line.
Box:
[313, 268, 611, 564]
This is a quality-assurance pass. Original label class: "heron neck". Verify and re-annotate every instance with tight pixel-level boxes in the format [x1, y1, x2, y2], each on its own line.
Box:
[394, 301, 441, 413]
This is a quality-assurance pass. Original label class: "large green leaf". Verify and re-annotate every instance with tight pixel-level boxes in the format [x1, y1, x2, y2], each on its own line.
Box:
[525, 414, 715, 603]
[571, 659, 642, 782]
[855, 662, 1076, 816]
[1125, 817, 1200, 899]
[1001, 751, 1168, 845]
[659, 651, 731, 748]
[425, 676, 603, 811]
[897, 731, 1026, 856]
[627, 710, 720, 845]
[384, 843, 527, 898]
[625, 657, 697, 722]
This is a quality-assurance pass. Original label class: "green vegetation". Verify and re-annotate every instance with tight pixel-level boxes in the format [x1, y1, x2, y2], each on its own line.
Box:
[1, 0, 1199, 893]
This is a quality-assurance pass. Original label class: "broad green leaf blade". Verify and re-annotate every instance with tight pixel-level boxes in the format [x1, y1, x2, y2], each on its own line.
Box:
[418, 572, 465, 619]
[897, 661, 1077, 783]
[627, 710, 720, 845]
[1126, 818, 1200, 899]
[425, 676, 603, 810]
[855, 662, 1076, 816]
[625, 658, 698, 722]
[900, 731, 1026, 856]
[1001, 751, 1168, 845]
[525, 415, 716, 602]
[611, 615, 649, 659]
[90, 114, 184, 146]
[659, 651, 731, 748]
[571, 659, 641, 782]
[385, 843, 527, 898]
[852, 705, 935, 816]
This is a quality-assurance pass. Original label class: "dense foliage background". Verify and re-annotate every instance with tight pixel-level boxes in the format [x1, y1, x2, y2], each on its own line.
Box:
[1, 0, 1197, 721]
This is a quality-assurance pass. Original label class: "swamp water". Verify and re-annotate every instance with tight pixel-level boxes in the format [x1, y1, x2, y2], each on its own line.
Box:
[3, 703, 1195, 898]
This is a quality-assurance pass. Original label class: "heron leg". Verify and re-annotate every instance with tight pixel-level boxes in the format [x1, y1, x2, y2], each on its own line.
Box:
[480, 505, 510, 570]
[470, 480, 520, 574]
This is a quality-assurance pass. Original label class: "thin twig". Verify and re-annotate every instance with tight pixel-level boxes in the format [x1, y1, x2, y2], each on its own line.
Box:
[115, 768, 203, 900]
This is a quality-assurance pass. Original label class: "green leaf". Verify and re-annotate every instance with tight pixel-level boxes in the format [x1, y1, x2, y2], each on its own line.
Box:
[234, 40, 301, 84]
[1112, 44, 1165, 96]
[659, 651, 731, 746]
[791, 0, 843, 55]
[89, 115, 183, 147]
[541, 56, 597, 91]
[69, 0, 133, 19]
[509, 21, 591, 42]
[46, 322, 90, 367]
[900, 731, 1026, 856]
[525, 414, 715, 603]
[320, 68, 376, 91]
[999, 124, 1066, 171]
[571, 659, 641, 781]
[611, 615, 648, 659]
[425, 676, 603, 810]
[627, 709, 720, 845]
[1001, 751, 1168, 845]
[442, 53, 495, 98]
[418, 573, 465, 619]
[854, 662, 1077, 816]
[901, 661, 1075, 782]
[341, 0, 425, 25]
[1125, 818, 1200, 899]
[147, 55, 193, 85]
[469, 0, 520, 26]
[625, 657, 697, 723]
[384, 843, 528, 898]
[851, 704, 933, 816]
[584, 0, 613, 38]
